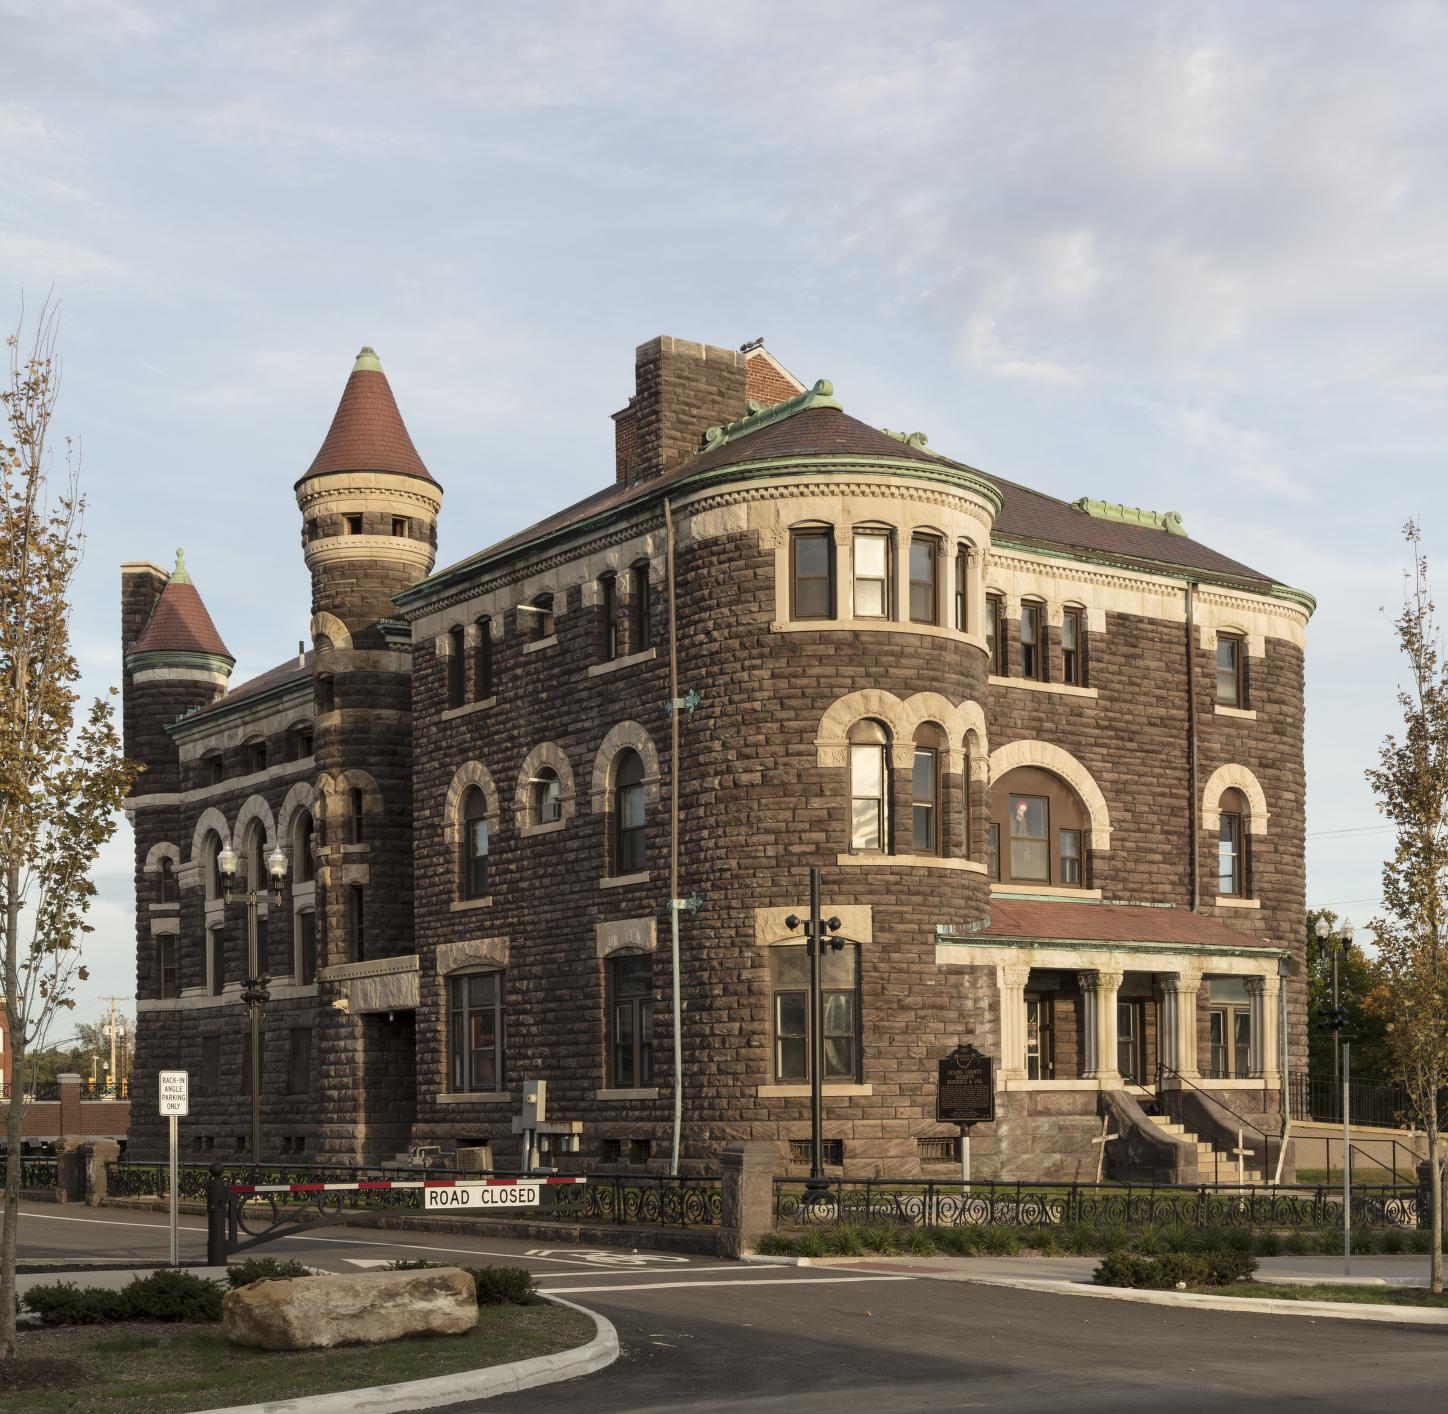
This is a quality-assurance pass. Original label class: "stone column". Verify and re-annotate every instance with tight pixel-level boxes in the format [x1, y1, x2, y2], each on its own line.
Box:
[1162, 973, 1202, 1081]
[997, 965, 1032, 1080]
[1079, 971, 1122, 1082]
[719, 1140, 783, 1258]
[1246, 974, 1281, 1083]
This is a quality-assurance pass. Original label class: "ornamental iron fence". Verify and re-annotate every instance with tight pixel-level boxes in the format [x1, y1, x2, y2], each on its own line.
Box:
[106, 1160, 721, 1228]
[18, 1156, 62, 1189]
[773, 1177, 1420, 1231]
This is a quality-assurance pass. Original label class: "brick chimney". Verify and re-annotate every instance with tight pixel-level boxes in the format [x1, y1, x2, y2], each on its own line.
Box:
[613, 336, 748, 486]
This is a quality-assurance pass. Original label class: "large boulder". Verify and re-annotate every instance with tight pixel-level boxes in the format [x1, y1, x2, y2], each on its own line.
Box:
[222, 1268, 477, 1350]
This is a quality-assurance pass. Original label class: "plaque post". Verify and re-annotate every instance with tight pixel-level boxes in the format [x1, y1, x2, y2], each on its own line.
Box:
[959, 1123, 972, 1194]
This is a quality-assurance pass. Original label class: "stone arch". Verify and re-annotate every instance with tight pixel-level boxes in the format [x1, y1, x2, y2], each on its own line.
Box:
[311, 611, 352, 653]
[815, 689, 906, 768]
[232, 794, 276, 851]
[143, 841, 181, 874]
[590, 721, 662, 812]
[514, 741, 577, 829]
[1202, 763, 1269, 835]
[988, 740, 1112, 850]
[188, 805, 232, 863]
[321, 769, 383, 835]
[275, 781, 316, 847]
[444, 761, 500, 846]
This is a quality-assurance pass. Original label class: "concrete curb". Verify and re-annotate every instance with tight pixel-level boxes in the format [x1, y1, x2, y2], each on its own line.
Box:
[195, 1295, 619, 1414]
[945, 1274, 1448, 1326]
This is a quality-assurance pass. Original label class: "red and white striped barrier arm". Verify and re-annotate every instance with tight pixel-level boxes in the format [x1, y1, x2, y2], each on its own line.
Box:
[228, 1176, 587, 1195]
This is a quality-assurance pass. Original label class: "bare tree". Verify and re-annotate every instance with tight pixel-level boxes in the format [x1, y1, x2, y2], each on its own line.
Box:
[0, 299, 140, 1359]
[1367, 521, 1448, 1294]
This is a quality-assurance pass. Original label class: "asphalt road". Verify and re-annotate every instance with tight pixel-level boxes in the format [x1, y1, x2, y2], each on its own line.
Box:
[14, 1202, 1447, 1413]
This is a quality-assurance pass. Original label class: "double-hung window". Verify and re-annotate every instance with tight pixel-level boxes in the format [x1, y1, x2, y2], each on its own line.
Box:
[1020, 603, 1045, 680]
[613, 751, 646, 873]
[446, 625, 466, 707]
[909, 536, 938, 624]
[986, 595, 1004, 674]
[449, 971, 505, 1093]
[632, 562, 653, 651]
[912, 746, 938, 853]
[158, 937, 178, 999]
[1216, 634, 1244, 707]
[607, 953, 654, 1088]
[853, 531, 891, 619]
[1219, 811, 1244, 896]
[158, 856, 177, 903]
[1059, 828, 1082, 885]
[770, 944, 859, 1083]
[474, 618, 494, 698]
[1062, 608, 1084, 685]
[954, 544, 970, 632]
[461, 788, 489, 898]
[532, 767, 563, 825]
[600, 574, 619, 661]
[1008, 794, 1050, 881]
[848, 722, 889, 852]
[790, 530, 833, 620]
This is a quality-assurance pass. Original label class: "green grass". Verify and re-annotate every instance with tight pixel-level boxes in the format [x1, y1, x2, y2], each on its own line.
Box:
[1193, 1282, 1448, 1308]
[1, 1305, 592, 1413]
[1293, 1168, 1418, 1186]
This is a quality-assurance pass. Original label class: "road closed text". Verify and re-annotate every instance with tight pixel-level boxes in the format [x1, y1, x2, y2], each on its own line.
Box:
[423, 1183, 542, 1211]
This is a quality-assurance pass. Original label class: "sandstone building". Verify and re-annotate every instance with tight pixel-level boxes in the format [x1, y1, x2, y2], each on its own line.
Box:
[125, 336, 1313, 1180]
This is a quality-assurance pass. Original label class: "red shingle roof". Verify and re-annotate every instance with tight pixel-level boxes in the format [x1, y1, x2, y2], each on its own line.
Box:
[299, 350, 434, 486]
[981, 898, 1279, 950]
[130, 578, 232, 662]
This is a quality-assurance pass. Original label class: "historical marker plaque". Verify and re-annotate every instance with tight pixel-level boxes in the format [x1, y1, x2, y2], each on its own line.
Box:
[936, 1044, 995, 1125]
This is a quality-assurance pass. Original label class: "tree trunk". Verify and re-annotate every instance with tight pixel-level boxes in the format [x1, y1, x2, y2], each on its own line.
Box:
[2, 859, 24, 1360]
[1431, 1095, 1442, 1295]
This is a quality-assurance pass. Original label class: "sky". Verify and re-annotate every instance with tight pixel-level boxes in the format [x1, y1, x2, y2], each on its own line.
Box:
[3, 0, 1446, 1041]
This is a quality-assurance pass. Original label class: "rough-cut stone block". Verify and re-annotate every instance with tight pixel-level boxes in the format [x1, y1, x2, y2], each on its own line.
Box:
[222, 1268, 476, 1350]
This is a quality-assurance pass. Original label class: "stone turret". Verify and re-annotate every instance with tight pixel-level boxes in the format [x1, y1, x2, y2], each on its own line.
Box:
[296, 347, 442, 648]
[121, 549, 234, 796]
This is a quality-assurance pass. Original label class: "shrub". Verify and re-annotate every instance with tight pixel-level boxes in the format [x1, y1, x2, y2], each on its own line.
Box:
[469, 1266, 538, 1306]
[23, 1282, 130, 1325]
[1198, 1249, 1258, 1285]
[24, 1271, 223, 1325]
[1381, 1228, 1406, 1255]
[1410, 1229, 1433, 1255]
[385, 1258, 437, 1271]
[861, 1224, 903, 1255]
[227, 1258, 312, 1288]
[825, 1223, 867, 1257]
[793, 1228, 829, 1258]
[1093, 1248, 1256, 1290]
[756, 1233, 796, 1256]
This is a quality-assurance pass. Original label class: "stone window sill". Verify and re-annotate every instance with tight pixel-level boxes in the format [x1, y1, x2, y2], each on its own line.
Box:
[435, 1091, 511, 1104]
[148, 902, 180, 913]
[449, 896, 494, 912]
[595, 1088, 659, 1101]
[1215, 895, 1261, 910]
[522, 635, 559, 655]
[992, 883, 1104, 900]
[600, 871, 650, 889]
[989, 674, 1099, 699]
[341, 842, 369, 854]
[520, 818, 568, 839]
[442, 696, 497, 721]
[1214, 704, 1257, 720]
[587, 648, 658, 678]
[835, 854, 986, 873]
[757, 1083, 874, 1098]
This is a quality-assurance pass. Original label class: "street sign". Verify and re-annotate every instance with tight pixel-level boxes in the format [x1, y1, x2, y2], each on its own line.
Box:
[936, 1044, 994, 1125]
[424, 1182, 542, 1211]
[159, 1069, 188, 1117]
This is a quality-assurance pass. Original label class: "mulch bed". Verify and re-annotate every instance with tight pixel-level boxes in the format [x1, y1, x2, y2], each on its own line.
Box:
[0, 1354, 89, 1391]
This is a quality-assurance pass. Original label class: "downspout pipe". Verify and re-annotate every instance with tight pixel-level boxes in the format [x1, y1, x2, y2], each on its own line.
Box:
[1186, 581, 1199, 913]
[665, 498, 683, 1177]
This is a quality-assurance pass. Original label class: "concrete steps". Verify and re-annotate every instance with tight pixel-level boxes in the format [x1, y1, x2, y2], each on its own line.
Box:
[1141, 1112, 1266, 1185]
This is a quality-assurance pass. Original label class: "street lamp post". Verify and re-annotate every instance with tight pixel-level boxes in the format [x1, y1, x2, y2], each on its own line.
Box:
[217, 841, 288, 1166]
[1314, 916, 1355, 1276]
[784, 867, 860, 1189]
[1313, 917, 1355, 1085]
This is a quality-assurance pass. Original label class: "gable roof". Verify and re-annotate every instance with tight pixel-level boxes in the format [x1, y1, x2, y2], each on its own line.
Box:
[298, 347, 435, 487]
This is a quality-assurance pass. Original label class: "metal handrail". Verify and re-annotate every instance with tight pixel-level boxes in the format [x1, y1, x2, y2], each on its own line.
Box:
[1155, 1061, 1273, 1183]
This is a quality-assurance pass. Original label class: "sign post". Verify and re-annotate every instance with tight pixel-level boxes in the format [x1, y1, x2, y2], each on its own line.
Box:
[158, 1070, 188, 1267]
[936, 1044, 994, 1194]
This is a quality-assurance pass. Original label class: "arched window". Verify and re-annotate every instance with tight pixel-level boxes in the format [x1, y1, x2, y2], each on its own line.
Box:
[631, 561, 652, 651]
[461, 787, 490, 899]
[293, 812, 315, 884]
[531, 767, 563, 826]
[912, 724, 943, 854]
[158, 856, 177, 903]
[848, 719, 890, 853]
[612, 750, 646, 874]
[202, 831, 223, 900]
[989, 767, 1088, 887]
[474, 617, 493, 698]
[962, 737, 974, 860]
[1218, 787, 1248, 897]
[447, 625, 466, 708]
[346, 786, 365, 845]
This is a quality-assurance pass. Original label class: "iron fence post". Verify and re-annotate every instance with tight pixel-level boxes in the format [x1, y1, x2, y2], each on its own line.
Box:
[206, 1162, 228, 1266]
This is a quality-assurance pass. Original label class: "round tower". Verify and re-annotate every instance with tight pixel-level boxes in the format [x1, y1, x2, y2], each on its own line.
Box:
[295, 346, 443, 649]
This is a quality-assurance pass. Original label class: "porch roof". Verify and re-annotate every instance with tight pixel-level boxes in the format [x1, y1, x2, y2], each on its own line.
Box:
[975, 899, 1281, 951]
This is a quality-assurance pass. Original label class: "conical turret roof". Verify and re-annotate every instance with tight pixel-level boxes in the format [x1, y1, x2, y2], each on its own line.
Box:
[129, 549, 234, 663]
[297, 346, 435, 486]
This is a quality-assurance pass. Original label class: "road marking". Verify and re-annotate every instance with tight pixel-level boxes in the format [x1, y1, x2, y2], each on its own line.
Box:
[18, 1212, 207, 1233]
[524, 1248, 691, 1266]
[540, 1276, 915, 1294]
[264, 1229, 700, 1268]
